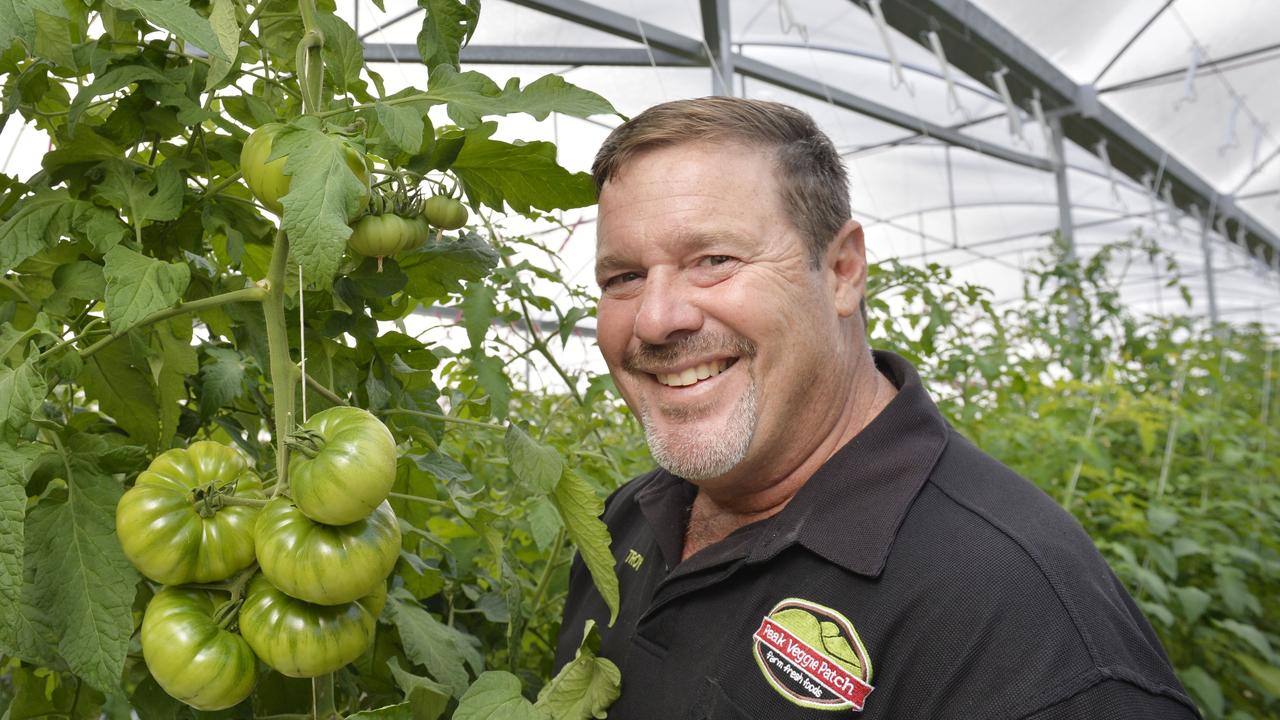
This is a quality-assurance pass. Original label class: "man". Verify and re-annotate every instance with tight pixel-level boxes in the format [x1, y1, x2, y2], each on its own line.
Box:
[555, 97, 1199, 719]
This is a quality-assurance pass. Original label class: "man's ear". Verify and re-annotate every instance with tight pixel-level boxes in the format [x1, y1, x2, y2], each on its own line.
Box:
[826, 219, 866, 318]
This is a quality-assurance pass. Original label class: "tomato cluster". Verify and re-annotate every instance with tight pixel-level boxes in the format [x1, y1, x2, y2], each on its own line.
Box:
[116, 409, 402, 710]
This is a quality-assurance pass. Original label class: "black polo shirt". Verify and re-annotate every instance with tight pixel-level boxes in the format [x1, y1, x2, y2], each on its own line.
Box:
[555, 351, 1200, 719]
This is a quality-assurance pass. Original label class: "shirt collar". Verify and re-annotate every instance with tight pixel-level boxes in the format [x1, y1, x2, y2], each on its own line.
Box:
[747, 350, 951, 577]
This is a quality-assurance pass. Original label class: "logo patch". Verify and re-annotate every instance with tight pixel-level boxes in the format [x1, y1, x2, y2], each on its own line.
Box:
[751, 598, 874, 712]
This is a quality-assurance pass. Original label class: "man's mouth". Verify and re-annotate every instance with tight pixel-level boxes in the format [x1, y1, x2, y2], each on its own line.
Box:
[653, 358, 735, 387]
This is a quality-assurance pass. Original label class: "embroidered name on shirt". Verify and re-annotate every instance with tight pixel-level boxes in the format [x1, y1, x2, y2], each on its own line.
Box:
[624, 549, 644, 571]
[751, 598, 874, 712]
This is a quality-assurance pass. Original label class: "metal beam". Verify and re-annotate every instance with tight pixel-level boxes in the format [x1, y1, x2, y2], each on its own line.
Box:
[504, 0, 1050, 170]
[508, 0, 706, 62]
[364, 43, 698, 67]
[872, 0, 1280, 267]
[700, 0, 733, 96]
[729, 54, 1051, 170]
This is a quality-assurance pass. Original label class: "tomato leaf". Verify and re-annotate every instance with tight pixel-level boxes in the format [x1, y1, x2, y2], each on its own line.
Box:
[95, 160, 185, 227]
[103, 0, 231, 62]
[32, 10, 77, 71]
[385, 657, 450, 720]
[20, 460, 140, 693]
[552, 473, 619, 625]
[415, 0, 478, 69]
[386, 590, 483, 698]
[534, 619, 621, 719]
[504, 424, 563, 496]
[0, 189, 73, 274]
[399, 233, 498, 303]
[153, 319, 197, 445]
[200, 346, 249, 416]
[374, 101, 425, 155]
[0, 358, 46, 441]
[276, 125, 368, 289]
[0, 441, 44, 653]
[452, 124, 595, 214]
[422, 67, 615, 128]
[1178, 666, 1223, 718]
[460, 281, 496, 350]
[0, 0, 66, 56]
[68, 65, 169, 128]
[203, 0, 240, 90]
[1234, 653, 1280, 698]
[81, 336, 161, 447]
[318, 13, 363, 96]
[102, 245, 191, 332]
[453, 671, 545, 720]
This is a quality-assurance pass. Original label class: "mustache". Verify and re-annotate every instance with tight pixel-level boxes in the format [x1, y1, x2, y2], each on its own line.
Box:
[622, 332, 757, 373]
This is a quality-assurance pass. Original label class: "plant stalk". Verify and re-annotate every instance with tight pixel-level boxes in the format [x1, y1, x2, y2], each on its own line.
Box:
[263, 227, 296, 495]
[76, 286, 267, 361]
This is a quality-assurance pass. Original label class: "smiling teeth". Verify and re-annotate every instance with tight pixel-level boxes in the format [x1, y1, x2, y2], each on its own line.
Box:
[656, 360, 729, 387]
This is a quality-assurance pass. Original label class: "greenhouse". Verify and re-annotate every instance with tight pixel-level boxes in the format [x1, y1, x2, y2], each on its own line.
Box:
[0, 1, 1276, 718]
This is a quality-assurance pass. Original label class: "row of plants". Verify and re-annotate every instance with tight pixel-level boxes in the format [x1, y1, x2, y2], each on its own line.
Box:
[867, 236, 1280, 720]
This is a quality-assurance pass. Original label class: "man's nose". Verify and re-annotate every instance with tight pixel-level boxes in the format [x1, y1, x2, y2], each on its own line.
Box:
[633, 271, 703, 345]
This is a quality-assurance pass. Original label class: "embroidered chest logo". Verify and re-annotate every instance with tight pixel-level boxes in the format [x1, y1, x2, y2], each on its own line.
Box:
[624, 549, 644, 571]
[751, 598, 875, 712]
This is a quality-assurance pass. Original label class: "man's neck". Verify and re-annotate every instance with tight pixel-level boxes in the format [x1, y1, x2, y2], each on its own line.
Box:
[680, 357, 898, 561]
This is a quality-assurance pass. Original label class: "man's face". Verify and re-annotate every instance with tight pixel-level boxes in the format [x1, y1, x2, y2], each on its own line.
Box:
[595, 141, 856, 490]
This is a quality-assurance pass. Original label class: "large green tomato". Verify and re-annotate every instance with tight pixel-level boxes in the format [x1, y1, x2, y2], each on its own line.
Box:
[255, 497, 401, 605]
[117, 441, 263, 585]
[240, 123, 370, 215]
[238, 574, 386, 678]
[141, 588, 256, 711]
[289, 406, 397, 525]
[348, 213, 431, 259]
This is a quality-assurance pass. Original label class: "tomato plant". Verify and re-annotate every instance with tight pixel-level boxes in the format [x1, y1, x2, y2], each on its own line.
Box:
[0, 0, 629, 717]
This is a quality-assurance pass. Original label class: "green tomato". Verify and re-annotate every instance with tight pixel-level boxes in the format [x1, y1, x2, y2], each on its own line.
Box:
[348, 213, 430, 259]
[423, 195, 468, 230]
[255, 497, 401, 605]
[240, 123, 370, 216]
[238, 574, 385, 678]
[288, 406, 397, 525]
[117, 441, 263, 585]
[141, 588, 256, 711]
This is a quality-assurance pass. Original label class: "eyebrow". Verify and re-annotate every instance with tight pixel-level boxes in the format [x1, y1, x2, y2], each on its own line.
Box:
[595, 228, 750, 279]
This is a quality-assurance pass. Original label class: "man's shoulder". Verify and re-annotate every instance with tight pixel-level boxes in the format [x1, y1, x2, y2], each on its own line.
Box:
[898, 431, 1196, 715]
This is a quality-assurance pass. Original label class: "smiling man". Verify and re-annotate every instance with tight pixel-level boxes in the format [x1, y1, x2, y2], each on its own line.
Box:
[554, 98, 1198, 719]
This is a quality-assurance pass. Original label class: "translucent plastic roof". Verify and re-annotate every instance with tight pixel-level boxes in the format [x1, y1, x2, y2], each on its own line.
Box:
[3, 0, 1277, 335]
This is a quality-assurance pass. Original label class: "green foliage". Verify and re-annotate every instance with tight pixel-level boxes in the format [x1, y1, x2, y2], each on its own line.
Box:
[0, 0, 627, 716]
[868, 235, 1280, 719]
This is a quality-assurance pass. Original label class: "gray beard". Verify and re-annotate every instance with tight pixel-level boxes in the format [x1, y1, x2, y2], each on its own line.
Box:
[640, 379, 758, 482]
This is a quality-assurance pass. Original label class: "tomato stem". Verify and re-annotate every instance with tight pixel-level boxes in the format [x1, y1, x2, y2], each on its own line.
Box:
[74, 286, 267, 362]
[217, 496, 271, 508]
[386, 491, 450, 509]
[263, 227, 296, 498]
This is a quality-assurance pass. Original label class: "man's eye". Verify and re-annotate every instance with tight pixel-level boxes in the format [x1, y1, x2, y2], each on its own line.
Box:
[603, 272, 642, 289]
[700, 255, 733, 266]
